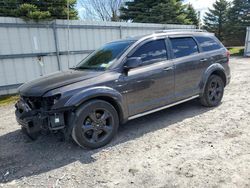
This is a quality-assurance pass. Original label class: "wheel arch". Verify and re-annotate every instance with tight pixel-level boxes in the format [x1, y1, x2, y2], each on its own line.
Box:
[211, 70, 227, 86]
[64, 86, 127, 123]
[200, 64, 227, 95]
[82, 96, 124, 124]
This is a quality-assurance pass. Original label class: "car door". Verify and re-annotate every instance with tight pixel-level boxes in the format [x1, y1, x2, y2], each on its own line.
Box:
[169, 36, 204, 101]
[123, 38, 175, 116]
[195, 35, 226, 66]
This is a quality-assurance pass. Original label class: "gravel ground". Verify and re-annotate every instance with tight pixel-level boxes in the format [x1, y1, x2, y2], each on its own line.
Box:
[0, 57, 250, 188]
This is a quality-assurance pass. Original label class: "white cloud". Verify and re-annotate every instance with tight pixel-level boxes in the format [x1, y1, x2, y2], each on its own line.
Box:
[184, 0, 217, 20]
[184, 0, 217, 11]
[184, 0, 232, 19]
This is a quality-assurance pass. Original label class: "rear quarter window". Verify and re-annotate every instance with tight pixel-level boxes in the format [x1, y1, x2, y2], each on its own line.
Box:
[195, 36, 222, 52]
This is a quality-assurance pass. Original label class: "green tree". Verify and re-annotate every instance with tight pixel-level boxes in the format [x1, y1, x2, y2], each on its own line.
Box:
[227, 0, 250, 46]
[0, 0, 78, 21]
[203, 0, 229, 41]
[0, 0, 18, 17]
[120, 0, 192, 24]
[17, 3, 51, 21]
[185, 4, 199, 26]
[120, 0, 161, 23]
[150, 0, 191, 24]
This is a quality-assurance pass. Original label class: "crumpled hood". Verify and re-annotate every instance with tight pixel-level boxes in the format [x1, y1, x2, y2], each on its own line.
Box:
[19, 70, 104, 97]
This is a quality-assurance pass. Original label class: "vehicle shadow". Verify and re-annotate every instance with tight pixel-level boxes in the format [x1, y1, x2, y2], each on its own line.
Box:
[0, 99, 213, 183]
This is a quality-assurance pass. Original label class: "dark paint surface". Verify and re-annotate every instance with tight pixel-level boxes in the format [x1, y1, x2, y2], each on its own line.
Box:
[18, 32, 231, 122]
[19, 70, 104, 96]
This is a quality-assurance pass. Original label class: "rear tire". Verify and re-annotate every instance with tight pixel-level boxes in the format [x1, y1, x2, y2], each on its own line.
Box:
[72, 100, 119, 149]
[200, 75, 224, 107]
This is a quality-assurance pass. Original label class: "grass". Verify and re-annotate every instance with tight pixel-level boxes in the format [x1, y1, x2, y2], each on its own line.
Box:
[0, 95, 19, 106]
[227, 47, 245, 56]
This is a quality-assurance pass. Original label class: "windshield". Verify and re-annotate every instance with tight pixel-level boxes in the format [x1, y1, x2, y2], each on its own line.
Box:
[75, 40, 135, 70]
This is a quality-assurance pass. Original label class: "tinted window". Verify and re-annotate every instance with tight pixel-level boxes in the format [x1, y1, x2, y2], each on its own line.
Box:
[130, 39, 167, 65]
[76, 40, 135, 70]
[170, 37, 198, 58]
[195, 36, 222, 52]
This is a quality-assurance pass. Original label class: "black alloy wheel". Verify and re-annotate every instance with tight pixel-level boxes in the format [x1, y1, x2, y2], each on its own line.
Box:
[200, 75, 224, 107]
[82, 109, 113, 143]
[72, 100, 119, 149]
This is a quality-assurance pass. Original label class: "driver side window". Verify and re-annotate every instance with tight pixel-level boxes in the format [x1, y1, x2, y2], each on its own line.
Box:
[130, 39, 168, 66]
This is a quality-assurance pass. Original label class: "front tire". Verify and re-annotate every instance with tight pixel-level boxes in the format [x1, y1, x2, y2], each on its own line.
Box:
[21, 126, 39, 140]
[200, 75, 224, 107]
[72, 100, 119, 149]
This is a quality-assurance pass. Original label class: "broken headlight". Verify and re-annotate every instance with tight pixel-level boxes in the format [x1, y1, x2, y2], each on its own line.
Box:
[44, 94, 61, 107]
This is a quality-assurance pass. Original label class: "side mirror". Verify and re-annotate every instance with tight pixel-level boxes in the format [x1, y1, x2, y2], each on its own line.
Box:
[124, 57, 142, 71]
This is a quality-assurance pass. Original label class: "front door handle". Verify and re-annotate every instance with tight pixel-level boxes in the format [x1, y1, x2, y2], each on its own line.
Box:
[200, 58, 208, 62]
[163, 66, 174, 71]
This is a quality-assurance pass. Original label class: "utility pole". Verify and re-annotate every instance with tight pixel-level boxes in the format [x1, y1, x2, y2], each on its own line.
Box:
[198, 11, 201, 30]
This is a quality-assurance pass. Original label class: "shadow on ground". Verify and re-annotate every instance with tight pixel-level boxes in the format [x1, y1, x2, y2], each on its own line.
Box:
[0, 99, 213, 183]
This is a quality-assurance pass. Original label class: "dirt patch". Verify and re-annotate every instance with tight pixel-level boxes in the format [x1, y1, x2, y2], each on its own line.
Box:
[0, 57, 250, 188]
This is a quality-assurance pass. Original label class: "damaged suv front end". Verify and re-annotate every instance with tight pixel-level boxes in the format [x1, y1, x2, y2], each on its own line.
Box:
[15, 94, 71, 138]
[14, 67, 106, 139]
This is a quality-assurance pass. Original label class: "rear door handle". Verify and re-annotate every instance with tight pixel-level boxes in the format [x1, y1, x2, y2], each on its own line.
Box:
[163, 66, 174, 71]
[200, 58, 208, 62]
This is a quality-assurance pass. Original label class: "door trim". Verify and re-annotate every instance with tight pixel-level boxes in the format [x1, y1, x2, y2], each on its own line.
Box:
[128, 95, 199, 120]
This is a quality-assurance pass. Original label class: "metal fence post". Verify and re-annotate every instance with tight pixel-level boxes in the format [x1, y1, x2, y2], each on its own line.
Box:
[52, 21, 61, 70]
[119, 25, 122, 39]
[244, 27, 250, 57]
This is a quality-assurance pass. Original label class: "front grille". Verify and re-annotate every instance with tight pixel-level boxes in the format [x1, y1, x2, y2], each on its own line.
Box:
[20, 95, 57, 111]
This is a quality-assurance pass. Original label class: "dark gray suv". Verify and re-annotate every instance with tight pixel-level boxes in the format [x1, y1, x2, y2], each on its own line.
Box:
[15, 30, 231, 149]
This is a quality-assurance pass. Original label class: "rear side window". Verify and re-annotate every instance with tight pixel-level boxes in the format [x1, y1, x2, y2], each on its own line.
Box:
[170, 37, 198, 58]
[130, 39, 167, 65]
[195, 36, 222, 52]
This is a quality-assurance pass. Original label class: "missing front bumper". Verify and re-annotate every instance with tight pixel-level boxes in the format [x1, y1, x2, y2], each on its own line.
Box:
[15, 99, 68, 136]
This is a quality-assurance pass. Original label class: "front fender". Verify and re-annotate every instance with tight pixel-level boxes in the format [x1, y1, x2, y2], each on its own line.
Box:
[200, 63, 226, 94]
[63, 86, 127, 122]
[65, 86, 123, 106]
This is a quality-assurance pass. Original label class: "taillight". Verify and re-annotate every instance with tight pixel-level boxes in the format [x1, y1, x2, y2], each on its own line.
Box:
[226, 51, 230, 63]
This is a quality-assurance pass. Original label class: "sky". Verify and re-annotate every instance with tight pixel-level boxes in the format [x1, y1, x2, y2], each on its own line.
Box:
[184, 0, 232, 19]
[183, 0, 219, 22]
[184, 0, 217, 13]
